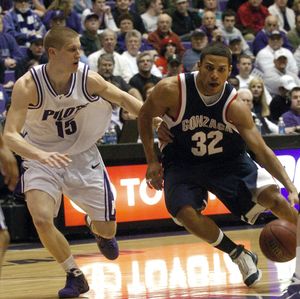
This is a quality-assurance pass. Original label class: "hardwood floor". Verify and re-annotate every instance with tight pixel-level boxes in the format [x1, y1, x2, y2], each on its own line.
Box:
[0, 227, 294, 299]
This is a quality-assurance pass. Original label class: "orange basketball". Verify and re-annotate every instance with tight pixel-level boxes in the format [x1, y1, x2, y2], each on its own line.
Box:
[259, 219, 296, 263]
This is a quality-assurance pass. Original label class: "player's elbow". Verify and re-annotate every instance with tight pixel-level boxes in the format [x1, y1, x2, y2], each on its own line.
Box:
[3, 130, 16, 150]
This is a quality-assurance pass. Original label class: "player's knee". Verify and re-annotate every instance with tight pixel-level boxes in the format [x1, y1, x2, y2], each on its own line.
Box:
[32, 215, 53, 231]
[176, 205, 199, 226]
[262, 193, 285, 212]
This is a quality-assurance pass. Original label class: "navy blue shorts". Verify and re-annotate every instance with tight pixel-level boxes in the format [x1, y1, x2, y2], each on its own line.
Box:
[163, 153, 273, 224]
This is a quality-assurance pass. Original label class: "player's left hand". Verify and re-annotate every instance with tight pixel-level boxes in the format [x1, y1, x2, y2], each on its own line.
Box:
[0, 145, 19, 191]
[146, 161, 163, 190]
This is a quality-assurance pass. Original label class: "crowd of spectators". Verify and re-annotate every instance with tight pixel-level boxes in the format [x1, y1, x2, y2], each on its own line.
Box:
[0, 0, 300, 140]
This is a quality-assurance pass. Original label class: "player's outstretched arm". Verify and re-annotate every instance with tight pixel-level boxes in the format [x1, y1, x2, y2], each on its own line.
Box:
[228, 98, 299, 205]
[3, 73, 71, 168]
[87, 70, 143, 118]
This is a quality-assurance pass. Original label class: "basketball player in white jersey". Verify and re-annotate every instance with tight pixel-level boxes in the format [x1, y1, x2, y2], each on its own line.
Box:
[3, 26, 145, 298]
[0, 134, 19, 277]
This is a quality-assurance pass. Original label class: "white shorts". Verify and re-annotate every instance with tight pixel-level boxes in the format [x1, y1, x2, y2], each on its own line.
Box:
[0, 205, 7, 230]
[21, 145, 116, 221]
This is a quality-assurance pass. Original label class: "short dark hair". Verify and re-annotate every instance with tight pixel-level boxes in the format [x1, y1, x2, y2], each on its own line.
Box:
[118, 12, 133, 24]
[237, 53, 252, 63]
[290, 86, 300, 96]
[200, 43, 232, 66]
[222, 9, 236, 21]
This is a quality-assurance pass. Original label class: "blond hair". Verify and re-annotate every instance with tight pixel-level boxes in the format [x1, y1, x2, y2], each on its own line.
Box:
[248, 77, 270, 117]
[44, 27, 78, 54]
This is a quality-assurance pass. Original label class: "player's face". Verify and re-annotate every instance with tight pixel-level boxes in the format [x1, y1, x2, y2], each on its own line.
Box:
[197, 54, 231, 95]
[57, 37, 81, 72]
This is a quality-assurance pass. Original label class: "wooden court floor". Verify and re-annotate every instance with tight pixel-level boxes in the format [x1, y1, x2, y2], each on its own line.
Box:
[0, 227, 295, 299]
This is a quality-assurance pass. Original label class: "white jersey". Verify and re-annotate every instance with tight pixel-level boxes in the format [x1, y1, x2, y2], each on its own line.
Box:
[24, 62, 112, 155]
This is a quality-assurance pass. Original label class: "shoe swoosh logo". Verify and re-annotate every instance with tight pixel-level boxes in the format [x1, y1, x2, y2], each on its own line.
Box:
[91, 162, 100, 169]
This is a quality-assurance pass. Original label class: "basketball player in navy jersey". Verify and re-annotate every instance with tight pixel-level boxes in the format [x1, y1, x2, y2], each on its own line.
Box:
[0, 134, 19, 277]
[139, 43, 299, 287]
[3, 26, 146, 298]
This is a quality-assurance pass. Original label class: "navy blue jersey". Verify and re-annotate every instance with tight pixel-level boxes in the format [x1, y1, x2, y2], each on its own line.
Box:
[162, 72, 246, 166]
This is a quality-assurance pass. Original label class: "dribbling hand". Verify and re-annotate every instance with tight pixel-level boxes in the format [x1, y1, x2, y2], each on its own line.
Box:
[146, 161, 163, 190]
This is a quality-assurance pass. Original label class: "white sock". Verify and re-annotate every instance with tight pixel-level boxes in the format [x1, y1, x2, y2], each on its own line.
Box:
[295, 247, 300, 280]
[60, 255, 80, 273]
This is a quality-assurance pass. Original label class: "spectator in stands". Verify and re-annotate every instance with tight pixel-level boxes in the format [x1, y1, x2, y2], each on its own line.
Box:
[31, 0, 46, 18]
[199, 10, 219, 44]
[293, 0, 300, 15]
[287, 14, 300, 52]
[141, 0, 163, 33]
[135, 0, 174, 15]
[281, 86, 300, 133]
[255, 30, 298, 76]
[0, 14, 23, 71]
[43, 0, 82, 33]
[81, 0, 118, 33]
[88, 28, 132, 82]
[268, 0, 295, 33]
[198, 0, 222, 27]
[263, 49, 300, 96]
[47, 9, 67, 28]
[148, 13, 185, 57]
[182, 29, 207, 72]
[73, 0, 92, 15]
[16, 35, 47, 78]
[170, 0, 202, 41]
[80, 12, 101, 57]
[226, 0, 284, 12]
[0, 84, 10, 118]
[238, 88, 278, 135]
[97, 53, 143, 135]
[235, 54, 253, 89]
[249, 77, 273, 119]
[3, 0, 46, 46]
[269, 74, 295, 122]
[236, 54, 272, 103]
[116, 13, 154, 54]
[121, 30, 162, 78]
[227, 36, 244, 77]
[155, 37, 181, 75]
[236, 0, 269, 39]
[252, 15, 293, 56]
[228, 76, 240, 90]
[112, 0, 147, 36]
[165, 54, 183, 77]
[220, 9, 253, 57]
[129, 51, 161, 101]
[293, 44, 300, 71]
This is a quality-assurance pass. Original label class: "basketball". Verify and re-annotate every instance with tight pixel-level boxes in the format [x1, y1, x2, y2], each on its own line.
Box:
[259, 219, 297, 262]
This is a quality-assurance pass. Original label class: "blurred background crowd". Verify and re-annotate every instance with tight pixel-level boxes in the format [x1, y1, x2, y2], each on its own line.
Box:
[0, 0, 300, 144]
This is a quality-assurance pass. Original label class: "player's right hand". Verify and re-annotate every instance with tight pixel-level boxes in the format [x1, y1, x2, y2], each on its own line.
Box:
[38, 152, 72, 168]
[146, 161, 163, 190]
[0, 145, 19, 191]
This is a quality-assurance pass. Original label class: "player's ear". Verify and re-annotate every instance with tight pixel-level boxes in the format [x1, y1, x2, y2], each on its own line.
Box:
[48, 47, 56, 57]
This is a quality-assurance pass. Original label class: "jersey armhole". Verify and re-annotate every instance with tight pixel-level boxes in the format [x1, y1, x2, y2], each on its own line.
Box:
[82, 63, 100, 102]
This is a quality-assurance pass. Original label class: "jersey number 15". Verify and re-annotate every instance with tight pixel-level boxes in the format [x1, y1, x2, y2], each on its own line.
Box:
[55, 119, 77, 138]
